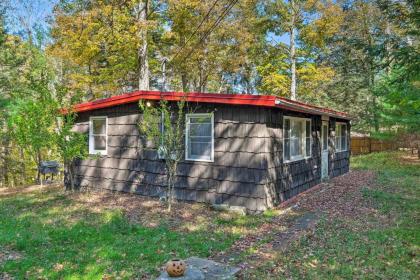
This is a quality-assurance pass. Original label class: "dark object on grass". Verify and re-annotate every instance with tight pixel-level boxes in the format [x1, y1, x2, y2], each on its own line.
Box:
[38, 161, 60, 185]
[39, 161, 60, 175]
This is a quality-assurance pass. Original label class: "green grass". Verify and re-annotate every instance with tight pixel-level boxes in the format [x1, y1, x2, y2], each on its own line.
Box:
[1, 152, 419, 279]
[247, 152, 420, 279]
[0, 187, 268, 279]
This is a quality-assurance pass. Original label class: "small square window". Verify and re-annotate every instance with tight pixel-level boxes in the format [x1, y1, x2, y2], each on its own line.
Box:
[283, 117, 312, 162]
[89, 117, 107, 155]
[185, 114, 214, 162]
[335, 123, 347, 152]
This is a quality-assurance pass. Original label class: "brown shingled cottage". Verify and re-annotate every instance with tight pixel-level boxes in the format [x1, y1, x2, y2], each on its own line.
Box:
[68, 91, 351, 212]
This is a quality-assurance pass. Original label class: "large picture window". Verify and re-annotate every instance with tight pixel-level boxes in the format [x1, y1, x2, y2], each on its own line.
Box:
[283, 117, 311, 162]
[89, 116, 107, 155]
[185, 113, 213, 162]
[335, 123, 348, 152]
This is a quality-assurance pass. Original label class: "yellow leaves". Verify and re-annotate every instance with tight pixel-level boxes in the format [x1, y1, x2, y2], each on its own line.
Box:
[48, 0, 145, 98]
[297, 63, 335, 98]
[300, 2, 344, 48]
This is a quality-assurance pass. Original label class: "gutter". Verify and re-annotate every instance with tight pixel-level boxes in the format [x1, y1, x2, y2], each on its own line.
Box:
[275, 99, 351, 120]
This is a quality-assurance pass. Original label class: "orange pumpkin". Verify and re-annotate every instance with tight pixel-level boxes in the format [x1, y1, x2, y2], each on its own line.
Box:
[166, 259, 186, 277]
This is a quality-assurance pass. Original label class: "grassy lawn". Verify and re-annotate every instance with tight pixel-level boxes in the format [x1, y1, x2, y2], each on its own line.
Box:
[1, 152, 418, 279]
[0, 186, 274, 279]
[245, 152, 420, 279]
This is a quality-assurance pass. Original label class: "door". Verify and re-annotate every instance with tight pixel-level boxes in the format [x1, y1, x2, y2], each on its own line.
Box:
[321, 121, 329, 180]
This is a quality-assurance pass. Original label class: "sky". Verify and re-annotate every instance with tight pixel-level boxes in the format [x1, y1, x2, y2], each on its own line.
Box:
[5, 0, 58, 38]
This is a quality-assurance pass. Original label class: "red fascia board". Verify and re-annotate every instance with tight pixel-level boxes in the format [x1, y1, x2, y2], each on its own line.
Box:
[70, 90, 351, 120]
[72, 91, 277, 113]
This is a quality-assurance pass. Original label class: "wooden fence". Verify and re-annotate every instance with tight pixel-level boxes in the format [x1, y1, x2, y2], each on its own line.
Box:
[351, 137, 398, 155]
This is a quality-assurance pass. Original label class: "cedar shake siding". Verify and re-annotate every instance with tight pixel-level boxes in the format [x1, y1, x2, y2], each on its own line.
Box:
[68, 94, 351, 212]
[265, 109, 322, 204]
[328, 118, 351, 178]
[71, 103, 272, 212]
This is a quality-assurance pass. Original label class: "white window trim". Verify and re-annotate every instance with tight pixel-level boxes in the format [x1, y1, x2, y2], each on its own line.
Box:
[185, 113, 214, 162]
[335, 122, 348, 152]
[283, 116, 312, 163]
[89, 116, 108, 156]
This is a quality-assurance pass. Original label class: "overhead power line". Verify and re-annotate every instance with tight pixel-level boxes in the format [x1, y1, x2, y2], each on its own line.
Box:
[171, 0, 239, 64]
[171, 0, 221, 61]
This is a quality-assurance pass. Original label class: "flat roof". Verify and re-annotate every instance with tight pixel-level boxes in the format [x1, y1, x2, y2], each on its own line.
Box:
[70, 90, 351, 120]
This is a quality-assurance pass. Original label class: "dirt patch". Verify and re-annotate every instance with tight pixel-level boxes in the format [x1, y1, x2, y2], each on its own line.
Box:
[0, 184, 57, 198]
[0, 246, 22, 265]
[212, 169, 382, 275]
[295, 170, 377, 219]
[399, 153, 420, 165]
[67, 190, 245, 233]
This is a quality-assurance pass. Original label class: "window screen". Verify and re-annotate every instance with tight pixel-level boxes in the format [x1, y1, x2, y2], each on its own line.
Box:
[89, 117, 107, 155]
[284, 119, 290, 161]
[186, 114, 213, 161]
[283, 117, 311, 162]
[335, 123, 347, 152]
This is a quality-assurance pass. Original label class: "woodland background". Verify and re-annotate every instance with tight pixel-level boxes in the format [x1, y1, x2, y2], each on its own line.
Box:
[0, 0, 418, 187]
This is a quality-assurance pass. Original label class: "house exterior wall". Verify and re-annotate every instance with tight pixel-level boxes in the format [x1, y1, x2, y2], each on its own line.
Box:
[265, 109, 322, 204]
[328, 118, 351, 177]
[71, 102, 273, 212]
[68, 102, 350, 212]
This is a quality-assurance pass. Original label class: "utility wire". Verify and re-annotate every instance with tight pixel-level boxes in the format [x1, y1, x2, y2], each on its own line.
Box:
[177, 0, 239, 64]
[162, 0, 239, 91]
[171, 0, 221, 61]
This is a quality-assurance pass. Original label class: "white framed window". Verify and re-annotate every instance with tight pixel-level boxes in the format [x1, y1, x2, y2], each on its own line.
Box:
[283, 116, 312, 162]
[335, 122, 348, 152]
[89, 116, 107, 155]
[185, 113, 214, 162]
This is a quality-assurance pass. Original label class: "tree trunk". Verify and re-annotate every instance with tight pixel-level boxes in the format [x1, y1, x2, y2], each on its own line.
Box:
[418, 144, 420, 159]
[167, 171, 173, 212]
[64, 159, 75, 191]
[20, 149, 26, 185]
[290, 0, 297, 101]
[68, 161, 75, 191]
[181, 73, 189, 92]
[2, 138, 10, 187]
[138, 0, 149, 91]
[36, 150, 42, 186]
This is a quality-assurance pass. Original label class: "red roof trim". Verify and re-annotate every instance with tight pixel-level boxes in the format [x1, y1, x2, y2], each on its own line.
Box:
[70, 90, 350, 120]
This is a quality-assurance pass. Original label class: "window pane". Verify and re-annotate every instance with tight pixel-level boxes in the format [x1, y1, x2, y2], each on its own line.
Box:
[305, 121, 311, 157]
[341, 125, 347, 150]
[289, 120, 303, 157]
[189, 123, 211, 137]
[284, 119, 290, 138]
[306, 137, 311, 156]
[92, 119, 106, 134]
[284, 139, 290, 160]
[291, 137, 301, 157]
[335, 125, 340, 150]
[190, 116, 211, 124]
[291, 120, 302, 139]
[94, 136, 106, 150]
[306, 121, 311, 138]
[187, 115, 212, 160]
[189, 142, 211, 159]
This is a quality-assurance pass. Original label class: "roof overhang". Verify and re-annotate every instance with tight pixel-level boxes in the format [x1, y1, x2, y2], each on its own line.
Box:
[66, 90, 351, 120]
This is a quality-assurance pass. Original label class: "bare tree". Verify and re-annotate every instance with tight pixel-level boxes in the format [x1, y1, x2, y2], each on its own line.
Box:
[138, 98, 187, 211]
[290, 0, 297, 100]
[137, 0, 150, 90]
